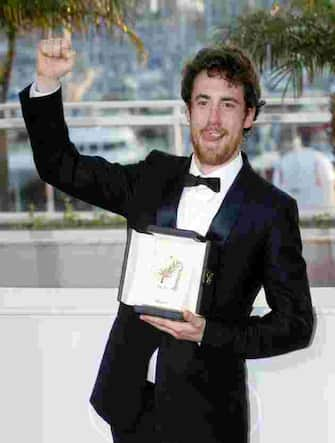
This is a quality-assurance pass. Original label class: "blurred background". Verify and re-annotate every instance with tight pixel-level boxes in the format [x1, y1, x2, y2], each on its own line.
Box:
[0, 0, 334, 288]
[1, 0, 334, 214]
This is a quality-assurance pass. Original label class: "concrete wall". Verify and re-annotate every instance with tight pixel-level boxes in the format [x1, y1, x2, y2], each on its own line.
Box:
[0, 229, 126, 287]
[0, 287, 332, 443]
[303, 229, 335, 286]
[0, 228, 334, 287]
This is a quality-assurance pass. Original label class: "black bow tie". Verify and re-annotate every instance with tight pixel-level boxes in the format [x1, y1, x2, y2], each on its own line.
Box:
[184, 173, 221, 193]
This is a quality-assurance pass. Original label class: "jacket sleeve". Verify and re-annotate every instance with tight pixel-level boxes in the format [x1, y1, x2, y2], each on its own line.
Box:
[202, 199, 315, 358]
[19, 84, 146, 217]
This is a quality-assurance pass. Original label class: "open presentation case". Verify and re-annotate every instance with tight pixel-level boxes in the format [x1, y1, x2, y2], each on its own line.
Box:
[117, 225, 212, 320]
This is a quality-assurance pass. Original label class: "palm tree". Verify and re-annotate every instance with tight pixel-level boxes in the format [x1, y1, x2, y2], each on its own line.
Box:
[0, 0, 144, 210]
[215, 0, 335, 151]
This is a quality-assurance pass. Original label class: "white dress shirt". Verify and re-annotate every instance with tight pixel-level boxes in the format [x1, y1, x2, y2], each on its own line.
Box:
[177, 153, 243, 236]
[147, 152, 243, 382]
[28, 80, 243, 383]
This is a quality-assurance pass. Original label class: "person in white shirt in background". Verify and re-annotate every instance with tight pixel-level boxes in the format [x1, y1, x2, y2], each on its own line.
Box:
[273, 131, 335, 214]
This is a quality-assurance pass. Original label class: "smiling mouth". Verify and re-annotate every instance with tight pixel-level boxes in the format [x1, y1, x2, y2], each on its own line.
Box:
[201, 129, 227, 142]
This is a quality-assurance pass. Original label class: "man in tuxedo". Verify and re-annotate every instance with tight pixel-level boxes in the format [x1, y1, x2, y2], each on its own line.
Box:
[20, 37, 314, 443]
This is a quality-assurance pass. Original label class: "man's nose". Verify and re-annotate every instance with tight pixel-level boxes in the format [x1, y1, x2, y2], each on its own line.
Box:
[208, 104, 221, 125]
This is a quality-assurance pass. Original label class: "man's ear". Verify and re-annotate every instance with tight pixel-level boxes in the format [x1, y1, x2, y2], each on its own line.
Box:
[243, 107, 256, 130]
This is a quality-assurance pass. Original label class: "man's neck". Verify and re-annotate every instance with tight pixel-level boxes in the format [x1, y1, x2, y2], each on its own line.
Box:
[194, 150, 241, 175]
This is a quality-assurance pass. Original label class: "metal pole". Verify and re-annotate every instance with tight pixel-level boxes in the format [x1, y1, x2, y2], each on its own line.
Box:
[46, 183, 55, 213]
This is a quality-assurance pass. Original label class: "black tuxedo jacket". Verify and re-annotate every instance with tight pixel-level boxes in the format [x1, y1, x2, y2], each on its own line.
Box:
[20, 86, 314, 443]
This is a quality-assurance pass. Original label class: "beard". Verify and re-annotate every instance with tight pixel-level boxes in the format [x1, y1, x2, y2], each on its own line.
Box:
[191, 127, 244, 166]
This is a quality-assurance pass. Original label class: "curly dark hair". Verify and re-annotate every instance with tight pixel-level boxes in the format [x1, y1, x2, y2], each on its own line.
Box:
[181, 45, 265, 123]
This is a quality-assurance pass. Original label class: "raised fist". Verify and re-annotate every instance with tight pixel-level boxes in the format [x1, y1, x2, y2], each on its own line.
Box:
[37, 37, 76, 81]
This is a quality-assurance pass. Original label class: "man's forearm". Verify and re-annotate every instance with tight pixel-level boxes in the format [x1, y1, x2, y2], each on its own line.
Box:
[30, 79, 60, 98]
[35, 75, 60, 93]
[202, 200, 314, 358]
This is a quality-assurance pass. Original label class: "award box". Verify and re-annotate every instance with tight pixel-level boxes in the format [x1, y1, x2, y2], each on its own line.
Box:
[117, 225, 211, 320]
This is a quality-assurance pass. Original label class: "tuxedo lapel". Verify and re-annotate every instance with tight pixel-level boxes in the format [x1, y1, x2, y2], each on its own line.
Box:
[156, 155, 191, 228]
[156, 151, 254, 240]
[207, 151, 254, 246]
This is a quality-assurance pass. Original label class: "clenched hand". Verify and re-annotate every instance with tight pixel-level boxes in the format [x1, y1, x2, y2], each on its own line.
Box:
[36, 35, 76, 91]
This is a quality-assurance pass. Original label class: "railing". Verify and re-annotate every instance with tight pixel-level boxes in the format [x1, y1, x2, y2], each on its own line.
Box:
[0, 96, 333, 215]
[0, 96, 331, 155]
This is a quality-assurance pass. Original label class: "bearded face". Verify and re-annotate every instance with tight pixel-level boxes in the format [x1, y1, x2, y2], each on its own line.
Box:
[190, 120, 244, 167]
[187, 70, 255, 173]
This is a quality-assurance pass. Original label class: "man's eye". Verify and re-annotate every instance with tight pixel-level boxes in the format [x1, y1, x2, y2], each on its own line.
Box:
[198, 101, 208, 106]
[223, 102, 234, 108]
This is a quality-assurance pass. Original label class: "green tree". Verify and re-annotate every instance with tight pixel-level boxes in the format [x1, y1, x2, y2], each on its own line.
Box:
[0, 0, 144, 210]
[215, 0, 335, 151]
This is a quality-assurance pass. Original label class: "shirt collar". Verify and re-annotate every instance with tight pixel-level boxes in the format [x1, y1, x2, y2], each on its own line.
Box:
[190, 151, 243, 183]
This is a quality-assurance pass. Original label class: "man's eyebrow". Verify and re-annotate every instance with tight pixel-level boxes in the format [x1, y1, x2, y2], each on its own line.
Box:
[193, 94, 241, 104]
[194, 94, 210, 101]
[220, 97, 240, 104]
